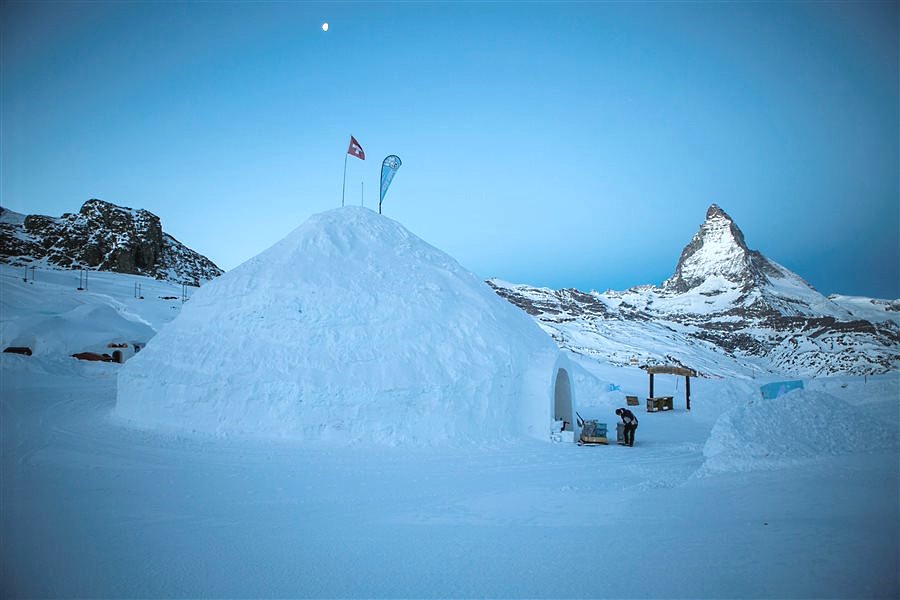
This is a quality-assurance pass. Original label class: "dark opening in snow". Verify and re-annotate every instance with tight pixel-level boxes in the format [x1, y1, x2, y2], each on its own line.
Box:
[554, 368, 573, 431]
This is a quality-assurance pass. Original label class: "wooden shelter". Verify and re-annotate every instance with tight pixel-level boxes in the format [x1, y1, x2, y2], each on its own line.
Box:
[641, 365, 697, 410]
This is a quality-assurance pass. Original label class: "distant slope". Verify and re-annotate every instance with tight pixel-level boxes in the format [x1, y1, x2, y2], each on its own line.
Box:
[490, 205, 900, 377]
[1, 199, 223, 286]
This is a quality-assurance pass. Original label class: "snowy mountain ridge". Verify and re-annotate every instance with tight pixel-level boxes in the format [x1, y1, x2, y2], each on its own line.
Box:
[490, 204, 900, 377]
[0, 199, 223, 286]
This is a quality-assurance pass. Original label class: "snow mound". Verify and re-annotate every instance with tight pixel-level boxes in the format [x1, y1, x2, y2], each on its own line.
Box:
[700, 389, 898, 474]
[2, 302, 156, 358]
[116, 207, 570, 444]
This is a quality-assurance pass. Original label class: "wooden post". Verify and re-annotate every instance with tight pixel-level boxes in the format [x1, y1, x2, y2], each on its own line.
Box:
[649, 373, 655, 399]
[686, 376, 691, 410]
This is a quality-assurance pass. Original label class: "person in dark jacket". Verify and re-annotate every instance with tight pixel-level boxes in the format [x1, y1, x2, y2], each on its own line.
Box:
[616, 408, 638, 446]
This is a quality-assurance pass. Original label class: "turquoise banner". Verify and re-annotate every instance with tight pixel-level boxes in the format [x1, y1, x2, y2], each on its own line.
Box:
[380, 155, 402, 207]
[759, 380, 804, 400]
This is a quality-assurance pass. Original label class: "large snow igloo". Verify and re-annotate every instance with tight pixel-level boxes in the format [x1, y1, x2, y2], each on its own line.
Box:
[116, 207, 577, 444]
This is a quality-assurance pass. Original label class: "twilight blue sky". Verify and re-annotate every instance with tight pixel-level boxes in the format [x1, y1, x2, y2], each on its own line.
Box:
[2, 1, 897, 298]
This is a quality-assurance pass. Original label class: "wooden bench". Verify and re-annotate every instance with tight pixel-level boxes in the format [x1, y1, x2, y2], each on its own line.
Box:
[646, 396, 674, 412]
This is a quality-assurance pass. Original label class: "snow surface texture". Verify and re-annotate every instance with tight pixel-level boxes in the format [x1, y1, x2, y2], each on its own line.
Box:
[116, 207, 570, 444]
[4, 352, 898, 598]
[701, 389, 899, 475]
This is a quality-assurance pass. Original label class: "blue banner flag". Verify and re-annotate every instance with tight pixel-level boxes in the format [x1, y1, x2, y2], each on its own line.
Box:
[759, 380, 804, 400]
[379, 155, 402, 213]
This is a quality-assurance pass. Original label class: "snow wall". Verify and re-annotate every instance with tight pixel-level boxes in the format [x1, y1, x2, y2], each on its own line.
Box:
[116, 207, 576, 444]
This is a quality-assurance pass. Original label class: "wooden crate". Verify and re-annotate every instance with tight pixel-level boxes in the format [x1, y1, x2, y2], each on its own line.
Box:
[579, 435, 608, 445]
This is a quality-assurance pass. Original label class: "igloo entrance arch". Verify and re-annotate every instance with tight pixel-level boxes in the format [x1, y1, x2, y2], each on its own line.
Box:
[553, 368, 573, 431]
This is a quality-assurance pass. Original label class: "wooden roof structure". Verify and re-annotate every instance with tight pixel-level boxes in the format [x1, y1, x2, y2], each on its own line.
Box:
[640, 364, 698, 410]
[641, 365, 697, 377]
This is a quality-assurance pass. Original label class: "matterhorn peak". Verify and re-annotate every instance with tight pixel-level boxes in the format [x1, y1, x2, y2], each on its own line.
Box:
[701, 203, 749, 249]
[663, 204, 772, 294]
[706, 203, 726, 218]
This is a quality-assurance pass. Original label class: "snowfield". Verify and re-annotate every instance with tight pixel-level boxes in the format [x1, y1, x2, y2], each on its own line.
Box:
[2, 210, 898, 597]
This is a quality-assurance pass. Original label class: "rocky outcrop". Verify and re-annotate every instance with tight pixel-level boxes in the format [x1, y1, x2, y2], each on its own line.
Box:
[1, 199, 222, 285]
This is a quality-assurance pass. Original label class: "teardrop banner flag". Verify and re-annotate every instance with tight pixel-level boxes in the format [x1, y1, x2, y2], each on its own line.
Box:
[379, 155, 402, 214]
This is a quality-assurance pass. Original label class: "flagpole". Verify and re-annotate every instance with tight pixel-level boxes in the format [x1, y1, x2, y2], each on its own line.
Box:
[341, 152, 348, 207]
[361, 181, 364, 207]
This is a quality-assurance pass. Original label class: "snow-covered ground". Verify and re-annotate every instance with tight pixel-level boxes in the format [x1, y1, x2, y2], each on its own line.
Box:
[2, 261, 899, 597]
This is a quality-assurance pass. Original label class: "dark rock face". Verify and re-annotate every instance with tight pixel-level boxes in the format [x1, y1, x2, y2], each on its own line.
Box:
[1, 200, 223, 285]
[487, 282, 615, 319]
[23, 200, 165, 273]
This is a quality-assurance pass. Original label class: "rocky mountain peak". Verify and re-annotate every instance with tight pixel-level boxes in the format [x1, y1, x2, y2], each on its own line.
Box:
[663, 204, 774, 294]
[79, 198, 153, 225]
[705, 203, 730, 220]
[1, 199, 223, 285]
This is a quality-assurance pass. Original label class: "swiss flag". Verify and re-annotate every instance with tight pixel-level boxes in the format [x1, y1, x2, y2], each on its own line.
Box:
[347, 136, 365, 160]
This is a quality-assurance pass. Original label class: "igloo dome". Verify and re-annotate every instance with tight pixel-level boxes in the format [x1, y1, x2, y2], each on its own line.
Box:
[116, 207, 576, 444]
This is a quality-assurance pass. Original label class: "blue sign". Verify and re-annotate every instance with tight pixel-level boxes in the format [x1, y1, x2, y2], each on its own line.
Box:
[759, 380, 804, 400]
[379, 155, 402, 213]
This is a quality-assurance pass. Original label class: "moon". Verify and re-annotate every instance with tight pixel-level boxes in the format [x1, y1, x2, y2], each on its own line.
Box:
[321, 22, 329, 32]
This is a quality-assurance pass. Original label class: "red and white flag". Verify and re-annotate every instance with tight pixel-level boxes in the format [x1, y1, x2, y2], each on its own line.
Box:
[347, 136, 365, 160]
